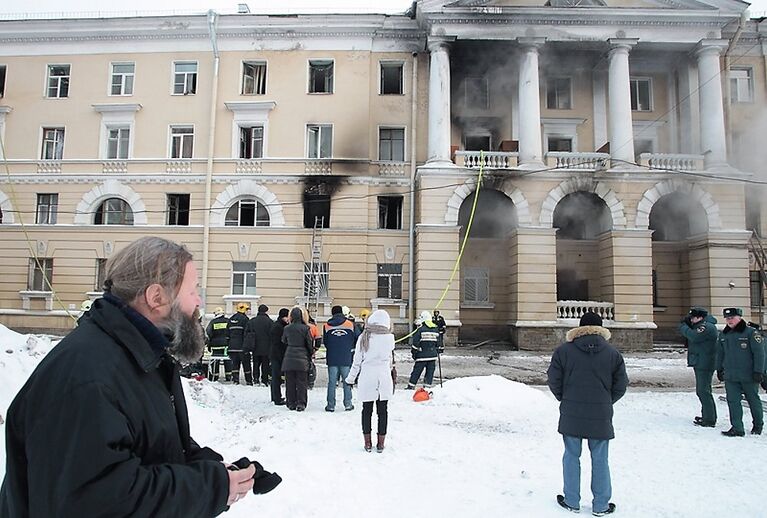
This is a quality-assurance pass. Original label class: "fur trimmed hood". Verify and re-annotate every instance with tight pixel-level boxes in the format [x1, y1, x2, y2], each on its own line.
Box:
[566, 325, 611, 343]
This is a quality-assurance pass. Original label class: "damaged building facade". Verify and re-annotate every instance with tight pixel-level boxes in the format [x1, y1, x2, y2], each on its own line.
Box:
[0, 0, 765, 349]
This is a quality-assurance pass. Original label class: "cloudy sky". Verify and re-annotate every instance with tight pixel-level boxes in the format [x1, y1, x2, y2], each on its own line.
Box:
[0, 0, 764, 16]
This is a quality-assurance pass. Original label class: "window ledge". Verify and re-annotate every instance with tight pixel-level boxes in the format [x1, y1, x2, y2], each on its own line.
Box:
[222, 294, 261, 315]
[653, 306, 667, 313]
[370, 298, 408, 318]
[461, 302, 495, 309]
[19, 290, 54, 310]
[86, 291, 104, 301]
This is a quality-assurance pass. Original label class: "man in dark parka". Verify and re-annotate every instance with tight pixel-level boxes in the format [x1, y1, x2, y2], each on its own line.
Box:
[269, 308, 290, 405]
[245, 304, 274, 386]
[678, 306, 718, 426]
[547, 311, 628, 516]
[0, 237, 255, 517]
[715, 307, 764, 436]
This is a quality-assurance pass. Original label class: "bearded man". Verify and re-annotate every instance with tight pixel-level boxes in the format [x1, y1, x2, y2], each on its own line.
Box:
[0, 237, 256, 516]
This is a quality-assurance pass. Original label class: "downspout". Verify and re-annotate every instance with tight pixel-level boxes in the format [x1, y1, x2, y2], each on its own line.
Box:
[408, 51, 418, 326]
[202, 9, 220, 312]
[723, 11, 748, 158]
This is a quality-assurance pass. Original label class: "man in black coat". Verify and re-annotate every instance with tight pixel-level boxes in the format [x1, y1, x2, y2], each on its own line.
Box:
[0, 236, 256, 517]
[246, 304, 274, 386]
[269, 308, 290, 405]
[547, 311, 628, 517]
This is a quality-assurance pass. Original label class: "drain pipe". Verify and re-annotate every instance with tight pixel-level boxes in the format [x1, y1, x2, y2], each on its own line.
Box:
[723, 11, 747, 158]
[408, 51, 418, 326]
[202, 9, 220, 312]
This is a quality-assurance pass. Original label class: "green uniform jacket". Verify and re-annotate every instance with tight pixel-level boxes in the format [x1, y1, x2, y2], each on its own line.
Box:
[678, 315, 718, 371]
[715, 319, 766, 382]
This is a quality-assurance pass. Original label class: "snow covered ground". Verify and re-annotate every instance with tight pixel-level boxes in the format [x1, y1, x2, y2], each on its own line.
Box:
[1, 324, 764, 517]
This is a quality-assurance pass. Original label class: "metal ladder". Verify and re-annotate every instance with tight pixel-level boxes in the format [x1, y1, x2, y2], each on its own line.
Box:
[748, 230, 767, 325]
[307, 216, 325, 319]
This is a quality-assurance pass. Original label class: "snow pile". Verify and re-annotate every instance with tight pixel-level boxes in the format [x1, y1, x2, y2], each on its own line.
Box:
[0, 324, 55, 415]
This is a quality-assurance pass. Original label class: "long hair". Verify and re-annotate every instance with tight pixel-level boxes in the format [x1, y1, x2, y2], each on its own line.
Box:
[103, 237, 192, 303]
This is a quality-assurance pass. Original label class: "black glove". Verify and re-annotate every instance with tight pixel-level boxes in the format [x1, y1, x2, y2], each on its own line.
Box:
[683, 316, 693, 328]
[716, 370, 724, 382]
[438, 347, 445, 354]
[229, 457, 283, 495]
[754, 372, 764, 384]
[411, 348, 417, 360]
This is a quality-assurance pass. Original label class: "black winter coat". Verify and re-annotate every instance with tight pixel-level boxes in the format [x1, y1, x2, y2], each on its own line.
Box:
[227, 312, 249, 352]
[205, 315, 229, 348]
[0, 297, 229, 517]
[547, 325, 629, 440]
[246, 312, 274, 356]
[281, 322, 313, 372]
[270, 319, 288, 363]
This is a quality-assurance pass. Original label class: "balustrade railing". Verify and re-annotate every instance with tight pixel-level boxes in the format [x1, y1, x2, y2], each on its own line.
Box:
[455, 151, 518, 169]
[305, 159, 333, 175]
[235, 159, 263, 174]
[638, 153, 703, 171]
[547, 152, 610, 170]
[557, 300, 615, 321]
[376, 161, 408, 177]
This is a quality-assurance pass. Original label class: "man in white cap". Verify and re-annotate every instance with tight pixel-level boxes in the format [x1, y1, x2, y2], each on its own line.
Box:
[406, 310, 440, 389]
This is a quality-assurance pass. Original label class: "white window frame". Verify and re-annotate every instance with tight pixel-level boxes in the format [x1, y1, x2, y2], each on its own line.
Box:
[166, 193, 191, 226]
[224, 198, 270, 227]
[378, 126, 406, 162]
[40, 126, 65, 160]
[377, 263, 403, 299]
[307, 59, 335, 94]
[239, 125, 264, 159]
[169, 125, 195, 159]
[729, 67, 753, 104]
[630, 77, 653, 112]
[94, 197, 134, 225]
[28, 257, 54, 291]
[541, 118, 585, 154]
[379, 61, 405, 95]
[242, 60, 267, 95]
[547, 135, 573, 152]
[303, 261, 329, 298]
[109, 62, 135, 96]
[306, 124, 333, 158]
[546, 76, 572, 110]
[46, 64, 70, 99]
[95, 258, 108, 291]
[463, 267, 490, 304]
[171, 61, 198, 95]
[35, 193, 58, 225]
[106, 126, 131, 159]
[232, 261, 257, 296]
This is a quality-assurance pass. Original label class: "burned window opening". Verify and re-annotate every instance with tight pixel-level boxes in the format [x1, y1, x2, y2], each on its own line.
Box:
[649, 192, 708, 242]
[553, 192, 611, 240]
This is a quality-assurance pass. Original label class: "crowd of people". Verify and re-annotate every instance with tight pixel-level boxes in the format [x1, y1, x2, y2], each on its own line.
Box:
[2, 236, 765, 517]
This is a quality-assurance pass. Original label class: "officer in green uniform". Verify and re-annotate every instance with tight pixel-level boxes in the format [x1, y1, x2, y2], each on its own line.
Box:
[715, 307, 765, 436]
[678, 307, 718, 427]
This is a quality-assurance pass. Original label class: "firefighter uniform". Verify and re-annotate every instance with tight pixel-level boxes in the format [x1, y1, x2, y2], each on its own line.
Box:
[205, 311, 231, 382]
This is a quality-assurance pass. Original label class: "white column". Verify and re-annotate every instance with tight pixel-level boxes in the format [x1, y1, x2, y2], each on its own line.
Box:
[694, 40, 728, 170]
[517, 38, 545, 169]
[426, 39, 453, 165]
[607, 39, 637, 167]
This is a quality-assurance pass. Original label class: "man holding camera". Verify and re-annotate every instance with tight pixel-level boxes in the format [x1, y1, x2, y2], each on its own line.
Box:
[678, 306, 718, 427]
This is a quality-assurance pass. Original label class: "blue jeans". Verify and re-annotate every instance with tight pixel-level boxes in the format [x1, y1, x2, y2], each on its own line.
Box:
[327, 365, 352, 410]
[562, 435, 611, 513]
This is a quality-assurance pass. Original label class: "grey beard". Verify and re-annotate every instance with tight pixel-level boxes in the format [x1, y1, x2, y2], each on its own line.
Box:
[161, 304, 205, 365]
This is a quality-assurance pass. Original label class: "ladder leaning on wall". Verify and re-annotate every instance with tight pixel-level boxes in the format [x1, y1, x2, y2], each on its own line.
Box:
[306, 216, 325, 319]
[748, 230, 767, 326]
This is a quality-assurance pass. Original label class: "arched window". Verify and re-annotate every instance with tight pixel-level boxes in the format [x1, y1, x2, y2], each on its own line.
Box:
[95, 198, 134, 225]
[225, 198, 270, 226]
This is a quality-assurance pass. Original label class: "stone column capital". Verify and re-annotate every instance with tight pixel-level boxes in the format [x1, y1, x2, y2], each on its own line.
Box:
[607, 38, 638, 56]
[517, 37, 546, 51]
[693, 39, 728, 58]
[427, 37, 455, 53]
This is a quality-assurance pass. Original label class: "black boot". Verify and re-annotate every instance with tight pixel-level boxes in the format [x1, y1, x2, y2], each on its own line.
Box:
[593, 503, 616, 516]
[721, 427, 745, 437]
[752, 424, 763, 435]
[556, 495, 579, 513]
[693, 419, 715, 427]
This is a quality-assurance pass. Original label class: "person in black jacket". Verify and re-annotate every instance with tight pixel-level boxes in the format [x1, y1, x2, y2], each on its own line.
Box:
[246, 304, 273, 386]
[0, 237, 256, 516]
[281, 306, 314, 411]
[228, 303, 253, 385]
[269, 308, 290, 405]
[206, 307, 232, 382]
[547, 311, 628, 517]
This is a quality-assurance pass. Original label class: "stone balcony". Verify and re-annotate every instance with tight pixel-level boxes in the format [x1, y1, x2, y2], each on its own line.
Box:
[557, 300, 615, 322]
[637, 153, 704, 171]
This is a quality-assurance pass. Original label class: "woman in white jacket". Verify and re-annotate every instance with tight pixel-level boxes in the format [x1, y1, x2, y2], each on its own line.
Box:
[345, 309, 395, 452]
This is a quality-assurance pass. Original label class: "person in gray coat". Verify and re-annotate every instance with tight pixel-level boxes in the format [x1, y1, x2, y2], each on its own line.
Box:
[547, 311, 629, 517]
[281, 306, 313, 411]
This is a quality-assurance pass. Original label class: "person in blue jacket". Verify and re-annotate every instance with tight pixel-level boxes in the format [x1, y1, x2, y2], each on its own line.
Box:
[678, 306, 718, 427]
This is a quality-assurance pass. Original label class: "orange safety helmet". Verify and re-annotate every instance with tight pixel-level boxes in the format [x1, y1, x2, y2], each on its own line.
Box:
[412, 387, 431, 402]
